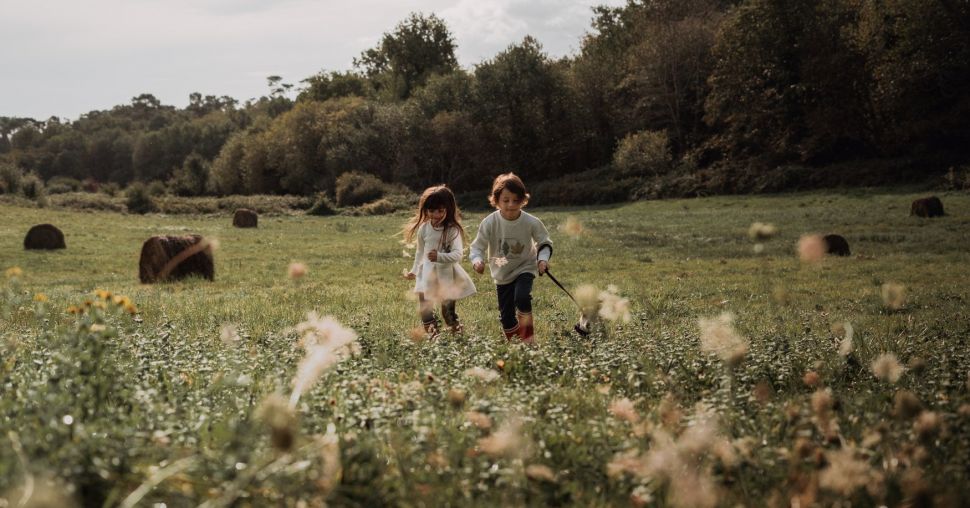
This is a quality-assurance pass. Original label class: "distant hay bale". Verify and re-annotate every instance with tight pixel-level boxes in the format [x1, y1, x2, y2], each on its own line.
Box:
[139, 235, 214, 283]
[232, 208, 258, 228]
[910, 196, 944, 218]
[24, 224, 66, 250]
[823, 234, 851, 256]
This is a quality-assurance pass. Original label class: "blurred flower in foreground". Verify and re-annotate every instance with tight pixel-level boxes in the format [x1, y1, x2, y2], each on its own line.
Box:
[748, 222, 778, 241]
[880, 282, 906, 310]
[609, 398, 640, 424]
[290, 313, 360, 407]
[834, 321, 854, 356]
[559, 216, 584, 239]
[288, 262, 307, 280]
[465, 411, 492, 430]
[464, 367, 500, 383]
[697, 312, 749, 367]
[525, 464, 557, 482]
[257, 393, 297, 451]
[575, 284, 601, 320]
[797, 234, 826, 263]
[599, 285, 631, 323]
[871, 353, 904, 383]
[819, 446, 882, 497]
[478, 417, 528, 458]
[4, 266, 23, 278]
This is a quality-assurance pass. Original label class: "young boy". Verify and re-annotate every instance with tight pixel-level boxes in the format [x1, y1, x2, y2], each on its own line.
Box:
[470, 173, 552, 344]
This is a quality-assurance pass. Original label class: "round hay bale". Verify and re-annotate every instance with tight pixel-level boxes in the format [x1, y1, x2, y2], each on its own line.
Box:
[139, 235, 215, 283]
[232, 208, 258, 228]
[24, 224, 66, 250]
[823, 234, 851, 256]
[910, 196, 944, 218]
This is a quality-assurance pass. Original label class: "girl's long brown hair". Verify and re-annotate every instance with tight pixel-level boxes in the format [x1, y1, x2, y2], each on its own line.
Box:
[403, 185, 467, 245]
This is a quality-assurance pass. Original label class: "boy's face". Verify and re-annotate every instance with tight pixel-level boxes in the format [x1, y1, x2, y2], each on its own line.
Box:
[429, 207, 447, 226]
[496, 188, 524, 220]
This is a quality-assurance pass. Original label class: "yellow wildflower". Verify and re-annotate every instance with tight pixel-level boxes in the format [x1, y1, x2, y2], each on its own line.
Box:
[66, 305, 82, 315]
[95, 289, 112, 300]
[124, 303, 138, 315]
[33, 293, 48, 302]
[4, 266, 23, 278]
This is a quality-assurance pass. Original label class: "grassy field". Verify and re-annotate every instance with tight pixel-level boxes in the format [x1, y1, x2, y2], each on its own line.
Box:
[1, 189, 969, 507]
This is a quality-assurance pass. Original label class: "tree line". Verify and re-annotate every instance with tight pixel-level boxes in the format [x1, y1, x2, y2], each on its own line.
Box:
[2, 0, 968, 201]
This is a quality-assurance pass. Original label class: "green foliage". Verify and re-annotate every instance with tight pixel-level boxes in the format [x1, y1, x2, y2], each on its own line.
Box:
[169, 152, 210, 196]
[613, 130, 673, 176]
[46, 176, 82, 194]
[0, 162, 23, 194]
[299, 70, 374, 102]
[124, 182, 157, 214]
[334, 171, 386, 207]
[2, 192, 970, 504]
[20, 171, 45, 199]
[306, 193, 339, 216]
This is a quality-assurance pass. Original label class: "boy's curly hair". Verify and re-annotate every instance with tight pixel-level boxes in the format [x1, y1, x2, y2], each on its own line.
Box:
[488, 172, 530, 207]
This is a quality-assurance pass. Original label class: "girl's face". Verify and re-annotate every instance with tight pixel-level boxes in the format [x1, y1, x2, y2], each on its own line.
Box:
[428, 207, 448, 226]
[496, 189, 524, 220]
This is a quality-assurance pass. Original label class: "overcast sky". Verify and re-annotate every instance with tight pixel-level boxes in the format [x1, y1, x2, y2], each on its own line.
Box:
[0, 0, 624, 121]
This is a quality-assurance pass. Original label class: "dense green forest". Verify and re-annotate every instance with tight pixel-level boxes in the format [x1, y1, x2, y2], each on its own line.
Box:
[2, 0, 969, 204]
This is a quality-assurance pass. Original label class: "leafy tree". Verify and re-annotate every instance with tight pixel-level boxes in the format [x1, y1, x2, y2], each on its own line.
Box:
[355, 13, 459, 100]
[169, 152, 210, 196]
[299, 71, 374, 102]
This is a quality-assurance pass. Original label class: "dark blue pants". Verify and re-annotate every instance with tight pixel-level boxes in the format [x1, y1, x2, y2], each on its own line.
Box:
[496, 273, 534, 330]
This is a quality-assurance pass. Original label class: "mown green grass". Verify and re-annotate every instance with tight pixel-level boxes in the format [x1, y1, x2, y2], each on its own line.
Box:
[1, 189, 969, 506]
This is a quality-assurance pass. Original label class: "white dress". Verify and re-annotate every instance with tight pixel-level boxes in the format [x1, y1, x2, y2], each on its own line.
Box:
[411, 222, 477, 302]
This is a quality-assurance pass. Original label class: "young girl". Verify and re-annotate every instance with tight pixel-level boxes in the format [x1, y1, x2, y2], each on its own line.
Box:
[470, 173, 552, 344]
[404, 185, 476, 338]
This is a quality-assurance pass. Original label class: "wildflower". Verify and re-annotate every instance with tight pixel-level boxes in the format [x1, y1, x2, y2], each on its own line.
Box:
[316, 423, 343, 492]
[220, 324, 241, 345]
[834, 321, 855, 356]
[599, 286, 632, 323]
[525, 464, 557, 482]
[465, 411, 492, 430]
[752, 243, 764, 254]
[797, 234, 826, 263]
[294, 312, 360, 352]
[123, 303, 138, 315]
[257, 394, 297, 451]
[871, 353, 904, 383]
[893, 390, 923, 420]
[609, 398, 640, 424]
[914, 411, 941, 441]
[464, 367, 500, 383]
[819, 447, 881, 497]
[559, 216, 584, 239]
[697, 312, 749, 366]
[95, 289, 112, 300]
[33, 293, 48, 302]
[748, 222, 778, 241]
[66, 305, 82, 315]
[478, 417, 527, 458]
[288, 262, 307, 280]
[290, 346, 338, 408]
[447, 388, 466, 407]
[89, 324, 106, 333]
[802, 371, 820, 387]
[881, 282, 906, 310]
[4, 266, 22, 278]
[574, 284, 601, 319]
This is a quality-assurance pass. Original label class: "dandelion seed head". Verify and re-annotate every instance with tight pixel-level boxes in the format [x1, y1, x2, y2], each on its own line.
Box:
[748, 222, 778, 241]
[478, 417, 527, 458]
[464, 366, 500, 383]
[220, 324, 241, 345]
[465, 411, 492, 430]
[288, 262, 307, 280]
[559, 216, 584, 239]
[881, 282, 907, 310]
[797, 234, 827, 263]
[819, 447, 881, 496]
[697, 312, 749, 366]
[871, 353, 904, 383]
[609, 397, 640, 424]
[525, 464, 557, 482]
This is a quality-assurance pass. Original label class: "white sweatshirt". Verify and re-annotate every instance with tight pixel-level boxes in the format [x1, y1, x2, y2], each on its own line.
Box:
[470, 211, 552, 285]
